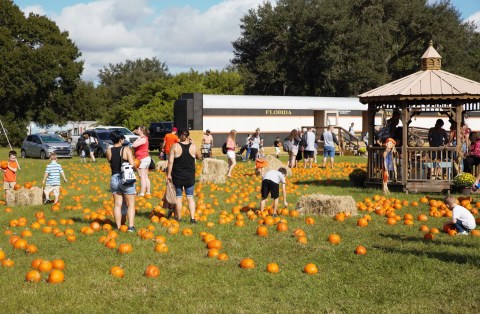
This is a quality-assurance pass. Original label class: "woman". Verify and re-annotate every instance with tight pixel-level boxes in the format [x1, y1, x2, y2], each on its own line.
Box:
[83, 133, 97, 163]
[226, 129, 237, 177]
[132, 126, 151, 196]
[463, 132, 480, 174]
[106, 131, 136, 231]
[166, 129, 201, 223]
[286, 129, 301, 168]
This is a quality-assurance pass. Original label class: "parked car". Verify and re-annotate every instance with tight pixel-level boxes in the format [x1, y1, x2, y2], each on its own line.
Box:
[94, 126, 138, 143]
[77, 129, 114, 158]
[148, 122, 174, 151]
[21, 134, 73, 159]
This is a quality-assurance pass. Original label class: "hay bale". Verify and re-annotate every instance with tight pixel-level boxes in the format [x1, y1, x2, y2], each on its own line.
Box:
[296, 194, 358, 216]
[200, 158, 229, 184]
[28, 187, 43, 205]
[14, 188, 31, 206]
[264, 155, 292, 177]
[5, 190, 15, 206]
[156, 160, 168, 171]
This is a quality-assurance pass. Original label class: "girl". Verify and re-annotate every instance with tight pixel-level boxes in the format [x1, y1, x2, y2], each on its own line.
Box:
[226, 130, 237, 177]
[132, 126, 151, 196]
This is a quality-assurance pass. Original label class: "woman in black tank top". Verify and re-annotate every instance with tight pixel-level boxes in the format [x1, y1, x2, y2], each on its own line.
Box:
[166, 129, 201, 223]
[106, 131, 137, 231]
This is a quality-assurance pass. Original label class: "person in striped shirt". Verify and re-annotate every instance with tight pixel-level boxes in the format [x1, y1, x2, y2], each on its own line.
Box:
[42, 152, 67, 204]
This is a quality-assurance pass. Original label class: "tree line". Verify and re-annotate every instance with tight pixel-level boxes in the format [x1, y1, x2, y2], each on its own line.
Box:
[1, 0, 479, 145]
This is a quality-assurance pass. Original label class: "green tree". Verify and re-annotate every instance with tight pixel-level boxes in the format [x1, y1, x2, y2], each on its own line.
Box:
[0, 0, 83, 127]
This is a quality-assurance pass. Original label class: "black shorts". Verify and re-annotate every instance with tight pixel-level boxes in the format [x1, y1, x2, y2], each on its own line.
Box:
[304, 150, 314, 158]
[261, 179, 279, 200]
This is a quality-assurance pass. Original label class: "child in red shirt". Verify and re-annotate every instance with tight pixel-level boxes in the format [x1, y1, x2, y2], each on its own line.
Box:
[1, 151, 20, 197]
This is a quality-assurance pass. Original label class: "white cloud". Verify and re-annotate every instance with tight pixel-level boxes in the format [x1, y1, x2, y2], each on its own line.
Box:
[22, 5, 45, 16]
[19, 0, 276, 82]
[466, 11, 480, 32]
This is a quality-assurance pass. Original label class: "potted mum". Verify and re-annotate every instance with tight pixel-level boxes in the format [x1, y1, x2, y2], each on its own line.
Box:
[349, 168, 367, 187]
[453, 173, 476, 195]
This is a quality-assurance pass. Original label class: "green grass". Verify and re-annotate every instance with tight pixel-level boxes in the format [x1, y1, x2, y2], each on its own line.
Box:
[1, 148, 480, 313]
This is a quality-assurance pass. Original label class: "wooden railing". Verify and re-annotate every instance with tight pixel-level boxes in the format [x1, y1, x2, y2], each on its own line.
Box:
[367, 146, 457, 182]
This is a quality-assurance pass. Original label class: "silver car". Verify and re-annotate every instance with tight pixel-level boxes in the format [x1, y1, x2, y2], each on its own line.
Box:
[21, 133, 73, 159]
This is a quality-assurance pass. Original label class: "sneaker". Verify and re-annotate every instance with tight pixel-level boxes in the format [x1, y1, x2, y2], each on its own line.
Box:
[127, 226, 136, 233]
[167, 208, 175, 219]
[44, 199, 51, 205]
[272, 214, 277, 218]
[190, 218, 197, 224]
[174, 217, 183, 223]
[458, 231, 469, 235]
[137, 193, 145, 197]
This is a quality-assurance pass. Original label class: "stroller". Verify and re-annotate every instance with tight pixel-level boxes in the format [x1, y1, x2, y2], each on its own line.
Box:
[201, 144, 212, 159]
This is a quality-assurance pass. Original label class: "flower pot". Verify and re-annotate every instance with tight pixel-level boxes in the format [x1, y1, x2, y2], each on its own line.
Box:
[461, 187, 471, 196]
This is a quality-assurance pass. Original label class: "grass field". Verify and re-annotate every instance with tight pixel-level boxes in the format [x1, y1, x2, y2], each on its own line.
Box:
[0, 147, 479, 313]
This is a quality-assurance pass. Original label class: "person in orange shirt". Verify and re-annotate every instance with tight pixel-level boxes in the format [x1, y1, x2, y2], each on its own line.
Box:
[162, 127, 179, 160]
[1, 151, 19, 197]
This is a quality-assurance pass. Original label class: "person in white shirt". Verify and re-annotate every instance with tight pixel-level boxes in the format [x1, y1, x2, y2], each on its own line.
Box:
[302, 128, 316, 168]
[260, 168, 288, 216]
[444, 196, 476, 235]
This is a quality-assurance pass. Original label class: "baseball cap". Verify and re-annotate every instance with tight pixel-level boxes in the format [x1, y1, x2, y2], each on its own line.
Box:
[172, 127, 178, 131]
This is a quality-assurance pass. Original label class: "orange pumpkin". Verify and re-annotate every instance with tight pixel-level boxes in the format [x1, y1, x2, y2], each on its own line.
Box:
[110, 266, 125, 278]
[328, 233, 341, 245]
[207, 239, 222, 250]
[266, 263, 280, 273]
[0, 249, 5, 261]
[24, 182, 32, 189]
[0, 161, 8, 170]
[48, 270, 64, 284]
[357, 218, 368, 227]
[52, 259, 65, 271]
[239, 258, 255, 269]
[354, 245, 367, 255]
[217, 253, 229, 261]
[207, 248, 219, 258]
[276, 222, 288, 232]
[256, 226, 268, 237]
[31, 258, 43, 269]
[2, 258, 15, 267]
[38, 260, 53, 273]
[424, 233, 435, 240]
[303, 263, 318, 275]
[14, 183, 21, 191]
[25, 269, 41, 282]
[305, 217, 315, 225]
[145, 265, 160, 278]
[118, 243, 133, 254]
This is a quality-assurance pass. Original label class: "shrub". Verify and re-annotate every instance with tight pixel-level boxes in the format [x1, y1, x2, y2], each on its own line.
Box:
[358, 147, 367, 154]
[349, 168, 366, 187]
[453, 173, 476, 187]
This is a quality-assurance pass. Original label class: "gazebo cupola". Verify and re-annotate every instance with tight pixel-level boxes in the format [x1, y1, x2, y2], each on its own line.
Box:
[421, 40, 442, 71]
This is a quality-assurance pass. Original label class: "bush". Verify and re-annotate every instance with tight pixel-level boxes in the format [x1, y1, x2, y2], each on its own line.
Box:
[453, 173, 476, 187]
[349, 168, 366, 187]
[358, 147, 367, 154]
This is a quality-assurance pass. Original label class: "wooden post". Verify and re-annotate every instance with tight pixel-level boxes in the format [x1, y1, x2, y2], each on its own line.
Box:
[455, 102, 463, 174]
[401, 104, 408, 187]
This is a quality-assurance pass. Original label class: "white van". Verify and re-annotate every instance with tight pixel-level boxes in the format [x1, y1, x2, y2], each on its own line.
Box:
[94, 126, 138, 144]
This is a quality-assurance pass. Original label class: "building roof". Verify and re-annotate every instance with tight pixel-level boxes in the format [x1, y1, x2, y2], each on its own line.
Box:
[359, 41, 480, 103]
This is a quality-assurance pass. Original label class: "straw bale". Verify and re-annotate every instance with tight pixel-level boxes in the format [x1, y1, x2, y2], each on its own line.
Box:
[6, 190, 15, 206]
[199, 158, 229, 184]
[156, 160, 168, 171]
[14, 188, 31, 206]
[264, 155, 292, 177]
[296, 194, 358, 216]
[28, 187, 43, 205]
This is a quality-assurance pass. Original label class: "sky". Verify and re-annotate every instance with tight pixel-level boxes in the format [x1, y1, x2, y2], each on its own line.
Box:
[12, 0, 480, 83]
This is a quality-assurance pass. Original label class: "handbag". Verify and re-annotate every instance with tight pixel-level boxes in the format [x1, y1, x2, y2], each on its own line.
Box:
[222, 143, 228, 154]
[149, 158, 156, 170]
[120, 147, 136, 185]
[165, 181, 177, 204]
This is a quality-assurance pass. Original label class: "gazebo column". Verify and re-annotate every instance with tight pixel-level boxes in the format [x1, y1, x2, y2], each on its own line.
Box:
[401, 104, 408, 186]
[455, 102, 463, 174]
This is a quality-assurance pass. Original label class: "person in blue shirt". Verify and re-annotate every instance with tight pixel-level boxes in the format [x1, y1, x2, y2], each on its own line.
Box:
[42, 152, 68, 204]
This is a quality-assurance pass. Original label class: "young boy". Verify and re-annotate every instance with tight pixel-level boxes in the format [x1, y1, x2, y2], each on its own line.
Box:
[260, 167, 288, 216]
[42, 153, 68, 204]
[273, 137, 281, 158]
[1, 151, 19, 198]
[444, 196, 476, 235]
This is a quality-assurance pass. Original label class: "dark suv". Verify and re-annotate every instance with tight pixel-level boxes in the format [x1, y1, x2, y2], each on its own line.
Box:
[77, 129, 113, 157]
[148, 122, 173, 151]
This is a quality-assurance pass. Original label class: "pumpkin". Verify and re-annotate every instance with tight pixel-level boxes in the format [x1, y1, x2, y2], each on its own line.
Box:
[2, 258, 15, 267]
[182, 228, 193, 236]
[154, 243, 169, 253]
[424, 233, 435, 240]
[387, 217, 397, 225]
[31, 258, 43, 269]
[48, 270, 65, 284]
[21, 229, 33, 238]
[207, 248, 219, 258]
[448, 229, 457, 236]
[206, 239, 222, 250]
[417, 214, 428, 222]
[292, 228, 306, 238]
[13, 238, 28, 250]
[118, 243, 133, 254]
[328, 233, 341, 245]
[354, 245, 367, 255]
[217, 253, 229, 261]
[430, 227, 440, 234]
[52, 259, 65, 271]
[26, 244, 38, 254]
[239, 258, 255, 269]
[256, 226, 268, 237]
[303, 263, 318, 275]
[357, 218, 368, 227]
[13, 183, 21, 191]
[470, 229, 480, 237]
[0, 161, 8, 170]
[266, 263, 280, 273]
[26, 269, 41, 282]
[38, 260, 53, 273]
[305, 217, 315, 225]
[443, 222, 456, 233]
[154, 235, 167, 244]
[145, 265, 160, 278]
[134, 158, 141, 169]
[66, 235, 77, 243]
[419, 225, 430, 233]
[0, 249, 5, 261]
[24, 182, 32, 189]
[276, 222, 288, 232]
[296, 236, 308, 244]
[110, 266, 125, 278]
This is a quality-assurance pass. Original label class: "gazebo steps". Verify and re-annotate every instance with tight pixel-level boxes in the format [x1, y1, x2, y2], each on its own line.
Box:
[365, 180, 451, 194]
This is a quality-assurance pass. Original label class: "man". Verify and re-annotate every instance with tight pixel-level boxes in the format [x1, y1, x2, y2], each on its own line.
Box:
[321, 125, 339, 168]
[162, 127, 179, 160]
[302, 128, 316, 168]
[201, 129, 214, 157]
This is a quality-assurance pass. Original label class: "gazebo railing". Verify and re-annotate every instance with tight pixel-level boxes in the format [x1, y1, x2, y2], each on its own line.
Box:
[367, 146, 456, 182]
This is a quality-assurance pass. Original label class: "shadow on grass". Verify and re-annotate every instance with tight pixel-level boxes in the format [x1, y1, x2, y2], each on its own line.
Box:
[378, 233, 479, 249]
[373, 244, 480, 266]
[295, 179, 352, 187]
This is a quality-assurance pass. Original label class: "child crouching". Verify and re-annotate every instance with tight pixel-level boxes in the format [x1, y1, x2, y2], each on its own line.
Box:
[259, 167, 288, 216]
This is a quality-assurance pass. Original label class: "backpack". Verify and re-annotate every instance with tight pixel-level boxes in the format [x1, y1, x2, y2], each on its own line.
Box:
[222, 143, 228, 154]
[283, 137, 293, 152]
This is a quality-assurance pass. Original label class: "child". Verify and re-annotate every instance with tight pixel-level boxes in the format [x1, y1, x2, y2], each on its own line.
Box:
[1, 151, 19, 198]
[42, 153, 68, 204]
[444, 196, 476, 235]
[273, 137, 281, 158]
[259, 167, 288, 216]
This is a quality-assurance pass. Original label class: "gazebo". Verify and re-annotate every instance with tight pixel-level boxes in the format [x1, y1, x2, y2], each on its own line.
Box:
[359, 41, 480, 193]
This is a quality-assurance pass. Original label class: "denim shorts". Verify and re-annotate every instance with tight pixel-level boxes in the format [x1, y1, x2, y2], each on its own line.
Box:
[324, 146, 335, 157]
[175, 184, 194, 197]
[110, 173, 136, 195]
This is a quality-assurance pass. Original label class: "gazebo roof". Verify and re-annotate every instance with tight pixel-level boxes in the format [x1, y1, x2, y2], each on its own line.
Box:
[359, 41, 480, 103]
